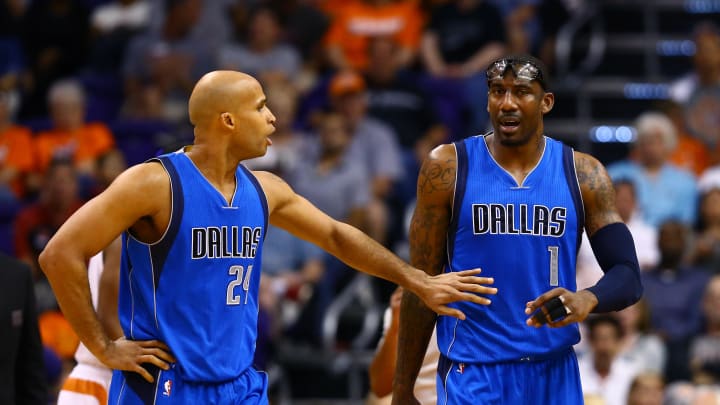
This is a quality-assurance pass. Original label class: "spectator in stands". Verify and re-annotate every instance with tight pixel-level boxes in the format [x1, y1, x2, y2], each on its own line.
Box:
[244, 82, 310, 175]
[690, 188, 720, 272]
[364, 36, 448, 230]
[0, 0, 26, 37]
[290, 111, 370, 231]
[19, 0, 91, 119]
[579, 315, 640, 405]
[89, 149, 128, 197]
[486, 0, 570, 66]
[287, 111, 371, 343]
[323, 0, 423, 72]
[33, 79, 116, 177]
[608, 112, 697, 227]
[0, 90, 34, 200]
[664, 381, 720, 405]
[672, 22, 720, 160]
[651, 100, 711, 177]
[122, 0, 214, 122]
[420, 0, 506, 136]
[643, 220, 710, 382]
[0, 33, 24, 94]
[615, 299, 666, 375]
[269, 0, 330, 73]
[365, 36, 447, 152]
[688, 276, 720, 386]
[576, 180, 659, 289]
[626, 372, 665, 405]
[13, 159, 84, 313]
[323, 70, 404, 244]
[0, 253, 47, 405]
[219, 5, 301, 87]
[88, 0, 152, 72]
[257, 224, 326, 364]
[669, 21, 720, 105]
[487, 0, 540, 55]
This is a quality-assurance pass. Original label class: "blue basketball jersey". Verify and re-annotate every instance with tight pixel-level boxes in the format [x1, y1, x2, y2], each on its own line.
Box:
[439, 135, 584, 363]
[118, 150, 267, 382]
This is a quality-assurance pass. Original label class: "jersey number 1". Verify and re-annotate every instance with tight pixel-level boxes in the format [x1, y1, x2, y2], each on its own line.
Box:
[547, 246, 559, 286]
[226, 265, 253, 305]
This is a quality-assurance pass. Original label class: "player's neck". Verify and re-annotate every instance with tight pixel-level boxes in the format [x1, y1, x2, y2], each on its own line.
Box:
[487, 133, 545, 171]
[185, 144, 240, 186]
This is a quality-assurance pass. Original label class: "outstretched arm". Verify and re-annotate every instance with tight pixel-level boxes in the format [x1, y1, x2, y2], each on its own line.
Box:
[255, 169, 495, 320]
[39, 163, 175, 382]
[526, 152, 642, 327]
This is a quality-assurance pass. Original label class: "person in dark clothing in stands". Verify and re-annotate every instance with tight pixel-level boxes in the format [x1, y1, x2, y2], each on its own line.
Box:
[0, 253, 47, 404]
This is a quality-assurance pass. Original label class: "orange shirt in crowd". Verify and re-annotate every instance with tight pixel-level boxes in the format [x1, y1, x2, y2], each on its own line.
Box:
[0, 125, 35, 197]
[324, 0, 423, 71]
[33, 122, 115, 172]
[39, 311, 80, 360]
[670, 134, 711, 177]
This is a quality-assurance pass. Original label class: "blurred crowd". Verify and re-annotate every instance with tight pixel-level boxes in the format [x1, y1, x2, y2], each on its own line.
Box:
[1, 0, 720, 404]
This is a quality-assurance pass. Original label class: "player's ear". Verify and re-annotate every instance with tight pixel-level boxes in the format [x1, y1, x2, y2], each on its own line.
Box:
[221, 112, 235, 129]
[541, 92, 554, 114]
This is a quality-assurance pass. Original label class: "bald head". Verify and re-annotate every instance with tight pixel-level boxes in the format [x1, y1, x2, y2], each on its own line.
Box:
[188, 71, 261, 128]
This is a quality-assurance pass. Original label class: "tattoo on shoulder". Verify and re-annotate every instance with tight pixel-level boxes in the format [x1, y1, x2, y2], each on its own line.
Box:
[575, 153, 621, 233]
[418, 158, 456, 194]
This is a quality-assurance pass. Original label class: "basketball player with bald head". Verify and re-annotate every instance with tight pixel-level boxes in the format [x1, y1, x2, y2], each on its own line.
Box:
[39, 71, 497, 403]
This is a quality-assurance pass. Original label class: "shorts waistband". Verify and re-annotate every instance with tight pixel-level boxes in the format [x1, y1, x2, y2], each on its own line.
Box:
[441, 347, 573, 365]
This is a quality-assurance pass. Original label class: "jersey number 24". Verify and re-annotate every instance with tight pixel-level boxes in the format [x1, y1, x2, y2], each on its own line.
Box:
[226, 265, 253, 305]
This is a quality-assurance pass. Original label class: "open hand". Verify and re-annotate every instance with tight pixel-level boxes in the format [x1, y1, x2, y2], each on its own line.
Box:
[99, 337, 176, 382]
[416, 268, 497, 320]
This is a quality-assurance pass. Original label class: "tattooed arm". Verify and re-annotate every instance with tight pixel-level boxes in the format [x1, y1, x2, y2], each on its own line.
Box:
[526, 152, 639, 327]
[574, 152, 623, 236]
[575, 151, 642, 312]
[393, 145, 496, 404]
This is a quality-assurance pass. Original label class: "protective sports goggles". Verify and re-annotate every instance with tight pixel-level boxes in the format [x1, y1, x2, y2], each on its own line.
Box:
[486, 59, 547, 89]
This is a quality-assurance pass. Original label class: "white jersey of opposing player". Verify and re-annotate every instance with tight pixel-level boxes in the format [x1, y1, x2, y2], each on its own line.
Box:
[73, 252, 107, 368]
[57, 252, 113, 405]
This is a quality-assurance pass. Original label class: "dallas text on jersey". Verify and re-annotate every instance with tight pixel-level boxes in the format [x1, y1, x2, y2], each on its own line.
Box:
[191, 226, 262, 259]
[472, 203, 567, 236]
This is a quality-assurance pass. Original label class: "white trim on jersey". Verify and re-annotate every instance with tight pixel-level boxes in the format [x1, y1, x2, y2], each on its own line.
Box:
[148, 245, 159, 330]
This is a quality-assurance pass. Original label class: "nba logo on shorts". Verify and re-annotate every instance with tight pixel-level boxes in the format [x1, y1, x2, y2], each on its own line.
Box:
[163, 379, 172, 396]
[456, 363, 465, 374]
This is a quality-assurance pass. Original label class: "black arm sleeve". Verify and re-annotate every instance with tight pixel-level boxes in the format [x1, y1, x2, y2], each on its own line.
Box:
[585, 222, 643, 312]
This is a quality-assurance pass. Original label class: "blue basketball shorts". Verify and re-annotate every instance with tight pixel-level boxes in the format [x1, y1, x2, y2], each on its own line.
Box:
[108, 363, 269, 404]
[437, 348, 583, 405]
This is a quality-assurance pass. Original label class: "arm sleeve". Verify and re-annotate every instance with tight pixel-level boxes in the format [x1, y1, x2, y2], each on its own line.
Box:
[585, 222, 643, 312]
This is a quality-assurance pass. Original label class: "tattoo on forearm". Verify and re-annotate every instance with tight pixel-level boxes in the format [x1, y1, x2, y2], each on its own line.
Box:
[409, 207, 448, 276]
[418, 159, 456, 194]
[395, 290, 436, 390]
